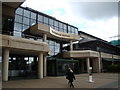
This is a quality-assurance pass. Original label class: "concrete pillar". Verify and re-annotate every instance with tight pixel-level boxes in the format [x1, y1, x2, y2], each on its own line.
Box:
[98, 57, 101, 73]
[38, 52, 43, 79]
[92, 58, 98, 73]
[43, 34, 47, 42]
[43, 55, 47, 77]
[2, 48, 9, 81]
[86, 57, 90, 73]
[70, 40, 73, 51]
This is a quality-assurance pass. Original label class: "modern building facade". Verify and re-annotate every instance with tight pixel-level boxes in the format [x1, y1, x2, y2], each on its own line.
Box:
[1, 2, 80, 81]
[1, 1, 120, 81]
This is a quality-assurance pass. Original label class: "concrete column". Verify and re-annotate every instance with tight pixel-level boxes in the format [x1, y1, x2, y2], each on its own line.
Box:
[38, 52, 43, 79]
[43, 55, 47, 77]
[70, 40, 73, 51]
[86, 57, 90, 73]
[43, 34, 47, 42]
[2, 48, 9, 81]
[92, 58, 98, 73]
[98, 57, 101, 73]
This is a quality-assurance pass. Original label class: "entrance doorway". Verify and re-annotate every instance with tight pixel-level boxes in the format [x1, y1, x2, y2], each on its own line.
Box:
[9, 55, 38, 80]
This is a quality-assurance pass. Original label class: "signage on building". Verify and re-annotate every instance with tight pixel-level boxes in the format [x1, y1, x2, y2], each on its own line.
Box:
[50, 27, 73, 39]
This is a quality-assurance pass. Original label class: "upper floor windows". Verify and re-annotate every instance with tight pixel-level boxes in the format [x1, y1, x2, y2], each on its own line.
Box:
[16, 8, 23, 15]
[14, 7, 78, 35]
[23, 10, 30, 18]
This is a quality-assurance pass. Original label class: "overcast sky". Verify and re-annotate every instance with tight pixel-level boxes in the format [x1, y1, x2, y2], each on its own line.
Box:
[22, 0, 119, 41]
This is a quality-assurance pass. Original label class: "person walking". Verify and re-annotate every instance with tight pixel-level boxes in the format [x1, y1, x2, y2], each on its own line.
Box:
[66, 68, 76, 88]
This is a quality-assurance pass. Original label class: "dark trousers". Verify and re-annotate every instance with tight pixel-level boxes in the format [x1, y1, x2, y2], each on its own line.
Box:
[68, 80, 74, 88]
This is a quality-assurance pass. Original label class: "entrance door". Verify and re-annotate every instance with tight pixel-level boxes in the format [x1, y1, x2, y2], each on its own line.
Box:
[9, 55, 37, 80]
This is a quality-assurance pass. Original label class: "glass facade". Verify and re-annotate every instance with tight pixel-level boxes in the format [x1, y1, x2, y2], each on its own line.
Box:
[47, 58, 80, 76]
[13, 7, 78, 55]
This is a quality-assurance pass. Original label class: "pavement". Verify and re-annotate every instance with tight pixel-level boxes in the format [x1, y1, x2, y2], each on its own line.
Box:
[2, 73, 119, 88]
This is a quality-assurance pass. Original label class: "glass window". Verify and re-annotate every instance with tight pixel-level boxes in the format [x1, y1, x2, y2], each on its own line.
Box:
[50, 25, 54, 29]
[13, 30, 21, 37]
[59, 22, 63, 28]
[71, 27, 75, 34]
[37, 38, 43, 41]
[23, 17, 30, 25]
[43, 16, 48, 24]
[49, 19, 53, 25]
[15, 15, 22, 23]
[55, 27, 58, 31]
[55, 52, 58, 55]
[14, 23, 22, 31]
[30, 19, 36, 26]
[55, 46, 59, 52]
[64, 29, 67, 33]
[55, 20, 58, 27]
[24, 10, 30, 18]
[63, 24, 67, 30]
[68, 26, 71, 33]
[16, 8, 23, 15]
[31, 12, 36, 19]
[38, 15, 43, 22]
[51, 51, 54, 55]
[38, 21, 43, 24]
[49, 40, 54, 45]
[50, 45, 55, 53]
[59, 28, 63, 32]
[75, 28, 78, 35]
[22, 25, 29, 31]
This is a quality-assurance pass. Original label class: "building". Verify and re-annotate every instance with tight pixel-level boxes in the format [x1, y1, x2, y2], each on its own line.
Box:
[110, 39, 120, 47]
[1, 2, 80, 81]
[63, 31, 120, 73]
[1, 1, 120, 81]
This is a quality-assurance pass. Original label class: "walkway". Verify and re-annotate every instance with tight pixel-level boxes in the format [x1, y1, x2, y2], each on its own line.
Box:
[2, 73, 119, 88]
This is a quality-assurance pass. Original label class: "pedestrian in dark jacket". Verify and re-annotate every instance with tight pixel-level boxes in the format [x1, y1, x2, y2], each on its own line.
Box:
[66, 68, 75, 88]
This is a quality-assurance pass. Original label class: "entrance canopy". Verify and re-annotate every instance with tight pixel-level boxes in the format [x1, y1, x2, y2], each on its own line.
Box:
[24, 24, 80, 43]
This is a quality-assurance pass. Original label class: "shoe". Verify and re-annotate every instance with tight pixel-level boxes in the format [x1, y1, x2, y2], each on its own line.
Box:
[72, 85, 74, 88]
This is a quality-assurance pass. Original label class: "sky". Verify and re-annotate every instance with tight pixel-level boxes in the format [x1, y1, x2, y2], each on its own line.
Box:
[21, 0, 119, 41]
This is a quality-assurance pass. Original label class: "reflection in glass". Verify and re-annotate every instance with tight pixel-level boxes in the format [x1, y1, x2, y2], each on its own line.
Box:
[24, 10, 30, 18]
[31, 12, 36, 19]
[44, 16, 48, 24]
[13, 31, 21, 37]
[15, 15, 22, 23]
[49, 19, 53, 25]
[49, 40, 54, 45]
[30, 19, 36, 26]
[63, 24, 67, 29]
[23, 17, 30, 25]
[55, 20, 58, 27]
[16, 8, 23, 15]
[14, 23, 22, 31]
[38, 15, 43, 22]
[22, 25, 29, 31]
[59, 22, 62, 28]
[55, 46, 59, 52]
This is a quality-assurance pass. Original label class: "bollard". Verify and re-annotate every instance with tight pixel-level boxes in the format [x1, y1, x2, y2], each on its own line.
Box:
[88, 67, 94, 83]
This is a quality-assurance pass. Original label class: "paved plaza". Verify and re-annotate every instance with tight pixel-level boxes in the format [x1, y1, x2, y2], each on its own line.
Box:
[2, 73, 119, 88]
